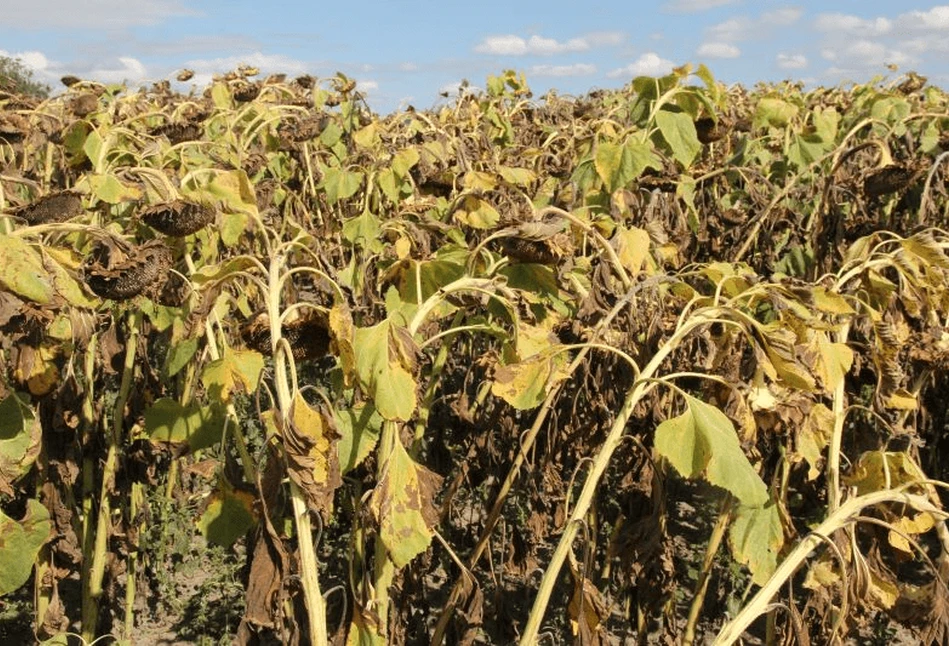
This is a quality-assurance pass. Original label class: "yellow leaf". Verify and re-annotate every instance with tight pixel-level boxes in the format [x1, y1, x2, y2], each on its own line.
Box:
[394, 236, 411, 259]
[814, 332, 853, 392]
[613, 226, 651, 276]
[796, 403, 834, 481]
[888, 513, 935, 554]
[868, 572, 899, 609]
[369, 438, 443, 567]
[285, 392, 341, 513]
[462, 170, 497, 191]
[811, 287, 855, 314]
[803, 559, 840, 590]
[885, 388, 917, 410]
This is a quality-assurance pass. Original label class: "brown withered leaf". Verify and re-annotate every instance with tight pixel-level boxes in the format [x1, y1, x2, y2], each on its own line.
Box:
[283, 392, 341, 515]
[568, 571, 609, 645]
[450, 573, 484, 646]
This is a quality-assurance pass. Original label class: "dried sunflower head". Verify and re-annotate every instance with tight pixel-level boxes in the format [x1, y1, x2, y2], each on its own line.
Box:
[15, 191, 84, 225]
[83, 239, 171, 301]
[141, 199, 216, 237]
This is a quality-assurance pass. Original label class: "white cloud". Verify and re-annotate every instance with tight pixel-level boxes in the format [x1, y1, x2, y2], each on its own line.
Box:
[356, 80, 378, 92]
[696, 42, 740, 58]
[815, 13, 892, 36]
[88, 57, 148, 84]
[529, 63, 597, 77]
[474, 34, 589, 56]
[708, 8, 803, 42]
[3, 0, 196, 29]
[664, 0, 739, 11]
[819, 40, 913, 70]
[399, 62, 418, 72]
[183, 51, 312, 87]
[902, 36, 949, 55]
[607, 52, 676, 78]
[776, 53, 808, 70]
[896, 5, 949, 31]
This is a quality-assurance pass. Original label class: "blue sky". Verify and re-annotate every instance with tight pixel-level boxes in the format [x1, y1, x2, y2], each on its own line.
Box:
[1, 1, 948, 113]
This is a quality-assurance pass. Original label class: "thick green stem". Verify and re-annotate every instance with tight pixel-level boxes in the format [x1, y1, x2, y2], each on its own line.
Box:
[125, 482, 143, 639]
[85, 311, 141, 641]
[268, 251, 327, 646]
[683, 497, 733, 646]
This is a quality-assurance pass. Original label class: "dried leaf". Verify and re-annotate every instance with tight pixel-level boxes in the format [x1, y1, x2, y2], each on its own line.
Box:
[284, 392, 341, 514]
[369, 439, 443, 568]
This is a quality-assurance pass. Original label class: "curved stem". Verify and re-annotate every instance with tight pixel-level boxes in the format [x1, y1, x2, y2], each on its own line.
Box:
[519, 310, 715, 644]
[713, 490, 947, 645]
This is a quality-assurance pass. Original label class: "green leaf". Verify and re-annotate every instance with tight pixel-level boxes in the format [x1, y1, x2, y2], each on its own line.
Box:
[754, 98, 798, 128]
[871, 97, 910, 126]
[499, 263, 559, 301]
[655, 394, 768, 506]
[321, 166, 364, 205]
[398, 255, 467, 304]
[82, 130, 103, 168]
[353, 122, 380, 149]
[369, 438, 443, 567]
[0, 235, 54, 304]
[220, 212, 248, 247]
[191, 256, 260, 285]
[813, 107, 839, 143]
[0, 499, 51, 595]
[596, 138, 661, 193]
[164, 336, 200, 378]
[184, 169, 257, 216]
[492, 354, 563, 410]
[319, 120, 343, 147]
[335, 403, 383, 473]
[498, 165, 537, 187]
[196, 485, 256, 547]
[0, 394, 41, 497]
[353, 321, 417, 421]
[376, 167, 401, 204]
[391, 148, 420, 178]
[210, 82, 232, 109]
[814, 333, 853, 392]
[201, 348, 264, 403]
[342, 208, 383, 251]
[729, 502, 784, 586]
[145, 398, 227, 451]
[86, 173, 141, 204]
[454, 195, 500, 229]
[655, 109, 701, 168]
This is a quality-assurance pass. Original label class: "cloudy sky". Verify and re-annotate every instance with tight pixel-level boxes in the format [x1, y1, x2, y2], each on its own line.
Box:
[1, 1, 947, 113]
